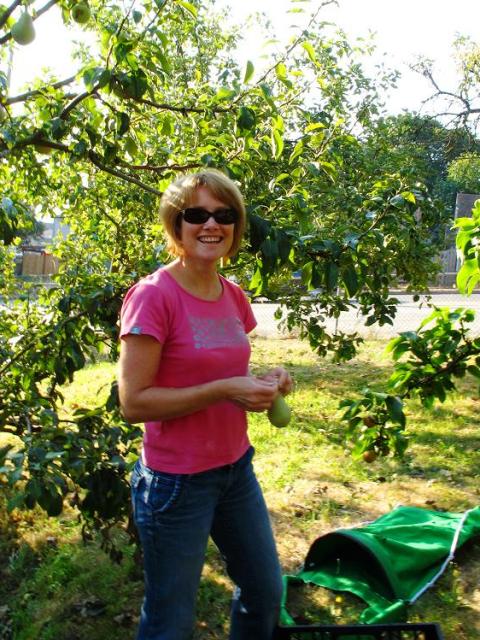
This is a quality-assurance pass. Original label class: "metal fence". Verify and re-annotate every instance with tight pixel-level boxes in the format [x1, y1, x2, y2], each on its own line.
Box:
[252, 292, 480, 339]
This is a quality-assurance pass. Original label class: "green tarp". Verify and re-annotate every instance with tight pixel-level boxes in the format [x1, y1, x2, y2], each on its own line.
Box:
[280, 505, 480, 625]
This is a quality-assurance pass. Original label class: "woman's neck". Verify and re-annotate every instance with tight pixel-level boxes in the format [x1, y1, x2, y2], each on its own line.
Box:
[165, 258, 223, 301]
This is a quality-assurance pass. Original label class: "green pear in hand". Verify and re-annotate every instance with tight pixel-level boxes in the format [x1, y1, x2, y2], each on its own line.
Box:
[267, 394, 291, 428]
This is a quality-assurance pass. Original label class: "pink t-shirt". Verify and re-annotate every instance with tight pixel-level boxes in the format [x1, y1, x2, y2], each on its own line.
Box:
[120, 268, 257, 473]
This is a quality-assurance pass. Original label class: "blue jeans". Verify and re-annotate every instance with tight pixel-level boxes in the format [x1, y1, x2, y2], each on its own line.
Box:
[131, 446, 283, 640]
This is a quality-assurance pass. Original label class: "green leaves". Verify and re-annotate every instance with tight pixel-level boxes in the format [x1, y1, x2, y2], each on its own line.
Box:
[110, 70, 149, 100]
[339, 301, 480, 459]
[302, 41, 317, 64]
[275, 62, 292, 88]
[237, 106, 256, 132]
[271, 128, 284, 160]
[341, 261, 359, 297]
[270, 115, 284, 160]
[339, 389, 407, 459]
[1, 0, 473, 540]
[116, 112, 130, 137]
[215, 86, 237, 101]
[175, 0, 198, 18]
[457, 259, 480, 295]
[243, 60, 254, 84]
[0, 196, 34, 245]
[83, 67, 111, 92]
[455, 199, 480, 295]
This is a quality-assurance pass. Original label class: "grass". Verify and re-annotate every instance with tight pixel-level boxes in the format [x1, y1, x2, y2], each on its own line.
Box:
[1, 336, 480, 639]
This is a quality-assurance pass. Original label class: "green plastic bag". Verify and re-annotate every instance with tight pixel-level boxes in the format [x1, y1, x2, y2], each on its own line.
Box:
[281, 505, 480, 625]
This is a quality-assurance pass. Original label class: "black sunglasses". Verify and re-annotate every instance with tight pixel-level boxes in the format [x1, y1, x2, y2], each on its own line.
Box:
[180, 207, 238, 225]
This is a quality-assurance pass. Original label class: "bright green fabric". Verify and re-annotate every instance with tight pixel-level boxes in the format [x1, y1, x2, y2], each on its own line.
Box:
[280, 506, 480, 625]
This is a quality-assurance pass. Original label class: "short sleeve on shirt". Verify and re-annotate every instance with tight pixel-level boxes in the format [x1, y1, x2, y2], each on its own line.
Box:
[223, 278, 257, 334]
[120, 282, 169, 344]
[242, 293, 257, 334]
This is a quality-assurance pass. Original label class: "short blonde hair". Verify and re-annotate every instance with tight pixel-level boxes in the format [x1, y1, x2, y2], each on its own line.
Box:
[159, 170, 247, 258]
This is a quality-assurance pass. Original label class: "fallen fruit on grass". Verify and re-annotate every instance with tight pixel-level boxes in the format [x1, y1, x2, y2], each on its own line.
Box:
[267, 394, 291, 428]
[362, 450, 378, 463]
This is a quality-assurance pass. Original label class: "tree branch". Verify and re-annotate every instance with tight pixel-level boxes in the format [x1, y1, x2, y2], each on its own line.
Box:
[87, 151, 162, 196]
[135, 96, 231, 114]
[2, 132, 68, 154]
[0, 0, 59, 45]
[106, 0, 137, 68]
[60, 89, 96, 119]
[0, 0, 22, 31]
[106, 0, 170, 69]
[1, 133, 162, 194]
[418, 65, 480, 125]
[232, 0, 336, 107]
[6, 76, 77, 105]
[119, 160, 202, 173]
[33, 0, 59, 19]
[430, 108, 480, 119]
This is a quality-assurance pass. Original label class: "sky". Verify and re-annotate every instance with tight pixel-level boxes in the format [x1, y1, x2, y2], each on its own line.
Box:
[7, 0, 480, 115]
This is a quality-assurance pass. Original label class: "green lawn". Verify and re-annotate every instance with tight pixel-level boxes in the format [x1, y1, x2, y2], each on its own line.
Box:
[1, 337, 479, 639]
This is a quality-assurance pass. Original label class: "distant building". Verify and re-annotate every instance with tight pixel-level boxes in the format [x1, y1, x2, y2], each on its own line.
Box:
[19, 216, 71, 277]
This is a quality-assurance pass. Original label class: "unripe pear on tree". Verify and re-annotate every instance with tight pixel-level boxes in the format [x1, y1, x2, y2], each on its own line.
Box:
[11, 11, 36, 45]
[34, 143, 53, 155]
[0, 104, 8, 123]
[71, 2, 91, 24]
[267, 394, 292, 428]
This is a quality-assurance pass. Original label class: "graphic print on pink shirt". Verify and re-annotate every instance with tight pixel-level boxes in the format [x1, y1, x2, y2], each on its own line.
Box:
[189, 315, 249, 350]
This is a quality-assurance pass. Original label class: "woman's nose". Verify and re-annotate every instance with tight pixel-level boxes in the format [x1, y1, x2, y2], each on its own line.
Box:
[203, 215, 219, 227]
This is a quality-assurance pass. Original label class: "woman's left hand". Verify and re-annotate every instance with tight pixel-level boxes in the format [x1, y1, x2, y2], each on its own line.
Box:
[259, 367, 294, 396]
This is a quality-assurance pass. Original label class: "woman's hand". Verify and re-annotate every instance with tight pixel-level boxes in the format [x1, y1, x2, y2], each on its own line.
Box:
[228, 376, 279, 412]
[258, 367, 294, 396]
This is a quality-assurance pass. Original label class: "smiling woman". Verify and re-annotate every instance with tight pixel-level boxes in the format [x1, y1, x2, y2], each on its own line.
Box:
[117, 169, 293, 640]
[159, 170, 246, 260]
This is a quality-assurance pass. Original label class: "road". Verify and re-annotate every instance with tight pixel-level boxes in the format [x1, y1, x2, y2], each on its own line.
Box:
[252, 292, 480, 339]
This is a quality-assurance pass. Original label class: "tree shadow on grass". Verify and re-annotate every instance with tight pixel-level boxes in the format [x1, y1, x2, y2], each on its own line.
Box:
[194, 572, 232, 639]
[284, 360, 391, 398]
[6, 532, 234, 640]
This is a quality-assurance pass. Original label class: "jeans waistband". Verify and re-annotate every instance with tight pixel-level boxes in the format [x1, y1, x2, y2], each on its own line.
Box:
[138, 445, 254, 477]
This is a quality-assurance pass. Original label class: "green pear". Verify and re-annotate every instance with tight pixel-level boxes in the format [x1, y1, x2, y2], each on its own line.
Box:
[267, 394, 291, 429]
[34, 143, 53, 155]
[0, 104, 8, 123]
[71, 2, 91, 24]
[11, 11, 36, 46]
[124, 137, 138, 158]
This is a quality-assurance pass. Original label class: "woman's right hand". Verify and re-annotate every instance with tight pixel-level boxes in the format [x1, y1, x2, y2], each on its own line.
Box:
[119, 335, 280, 421]
[227, 376, 279, 412]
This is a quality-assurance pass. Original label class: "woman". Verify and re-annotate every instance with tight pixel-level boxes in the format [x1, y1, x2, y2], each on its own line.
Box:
[118, 169, 293, 640]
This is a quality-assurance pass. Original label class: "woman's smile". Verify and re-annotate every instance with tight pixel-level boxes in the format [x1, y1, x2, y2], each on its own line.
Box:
[197, 235, 223, 243]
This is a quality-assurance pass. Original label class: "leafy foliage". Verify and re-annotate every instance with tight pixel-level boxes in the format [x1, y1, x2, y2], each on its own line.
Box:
[455, 199, 480, 294]
[448, 153, 480, 194]
[0, 0, 463, 541]
[341, 306, 480, 460]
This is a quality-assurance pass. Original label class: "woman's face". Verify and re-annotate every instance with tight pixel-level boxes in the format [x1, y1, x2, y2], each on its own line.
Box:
[177, 186, 235, 262]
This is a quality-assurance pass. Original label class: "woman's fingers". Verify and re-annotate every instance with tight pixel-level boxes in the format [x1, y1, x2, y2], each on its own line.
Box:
[230, 376, 278, 411]
[262, 367, 294, 395]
